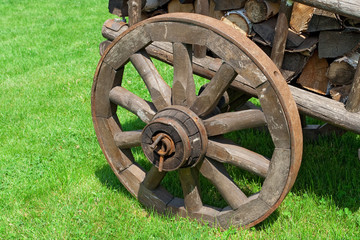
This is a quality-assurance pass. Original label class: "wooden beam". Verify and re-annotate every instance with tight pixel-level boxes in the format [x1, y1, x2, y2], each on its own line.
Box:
[294, 0, 360, 20]
[146, 41, 360, 134]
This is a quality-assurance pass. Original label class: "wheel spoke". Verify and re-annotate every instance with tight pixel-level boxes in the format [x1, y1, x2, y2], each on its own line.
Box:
[172, 42, 196, 106]
[114, 130, 142, 149]
[206, 138, 270, 178]
[142, 166, 167, 190]
[190, 62, 237, 117]
[203, 109, 267, 136]
[109, 86, 156, 124]
[199, 158, 247, 209]
[130, 50, 171, 111]
[179, 168, 203, 213]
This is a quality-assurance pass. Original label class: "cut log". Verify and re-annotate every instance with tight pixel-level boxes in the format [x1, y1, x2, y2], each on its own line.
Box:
[346, 58, 360, 112]
[168, 0, 194, 13]
[245, 0, 280, 24]
[221, 9, 252, 35]
[307, 9, 342, 32]
[326, 52, 360, 85]
[297, 50, 329, 95]
[213, 0, 246, 11]
[209, 0, 223, 20]
[318, 31, 360, 58]
[330, 85, 352, 103]
[290, 2, 315, 33]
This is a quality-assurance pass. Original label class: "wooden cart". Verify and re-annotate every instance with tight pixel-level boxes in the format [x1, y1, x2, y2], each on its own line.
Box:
[92, 0, 360, 228]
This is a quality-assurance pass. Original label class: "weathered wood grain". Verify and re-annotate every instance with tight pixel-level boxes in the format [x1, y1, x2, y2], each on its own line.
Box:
[179, 168, 203, 212]
[146, 41, 360, 133]
[114, 130, 142, 149]
[206, 138, 270, 178]
[130, 50, 171, 111]
[190, 63, 237, 117]
[203, 109, 266, 136]
[199, 158, 248, 209]
[294, 0, 360, 20]
[142, 166, 167, 190]
[172, 42, 196, 106]
[259, 148, 290, 206]
[297, 50, 329, 95]
[109, 86, 156, 123]
[271, 0, 293, 68]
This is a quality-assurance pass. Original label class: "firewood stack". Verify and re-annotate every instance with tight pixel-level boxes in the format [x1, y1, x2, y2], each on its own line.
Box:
[111, 0, 360, 103]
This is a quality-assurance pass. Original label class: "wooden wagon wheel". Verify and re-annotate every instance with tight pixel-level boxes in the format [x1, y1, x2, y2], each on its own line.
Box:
[92, 13, 303, 228]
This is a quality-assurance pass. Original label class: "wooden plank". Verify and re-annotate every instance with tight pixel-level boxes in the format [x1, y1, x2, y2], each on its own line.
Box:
[109, 86, 156, 123]
[206, 138, 270, 178]
[346, 59, 360, 112]
[294, 0, 360, 20]
[199, 158, 248, 209]
[203, 109, 266, 136]
[190, 63, 237, 117]
[297, 50, 329, 95]
[172, 43, 196, 106]
[130, 50, 171, 111]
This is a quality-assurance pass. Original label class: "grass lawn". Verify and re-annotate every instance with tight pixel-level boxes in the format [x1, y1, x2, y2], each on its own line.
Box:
[1, 0, 359, 238]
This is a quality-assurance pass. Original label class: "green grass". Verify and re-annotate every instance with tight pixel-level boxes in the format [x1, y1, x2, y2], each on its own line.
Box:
[1, 0, 360, 238]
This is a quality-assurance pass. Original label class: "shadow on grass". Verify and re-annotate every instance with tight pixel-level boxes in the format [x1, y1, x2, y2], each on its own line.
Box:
[94, 111, 360, 229]
[293, 131, 360, 212]
[95, 164, 132, 198]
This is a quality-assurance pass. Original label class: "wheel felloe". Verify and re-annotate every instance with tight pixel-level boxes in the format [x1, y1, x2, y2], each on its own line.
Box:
[141, 105, 208, 172]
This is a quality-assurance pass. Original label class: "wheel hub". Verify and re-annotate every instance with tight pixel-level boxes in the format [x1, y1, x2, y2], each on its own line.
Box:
[141, 106, 208, 172]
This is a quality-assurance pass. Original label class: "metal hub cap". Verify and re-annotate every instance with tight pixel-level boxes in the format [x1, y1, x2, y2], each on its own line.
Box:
[141, 106, 208, 172]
